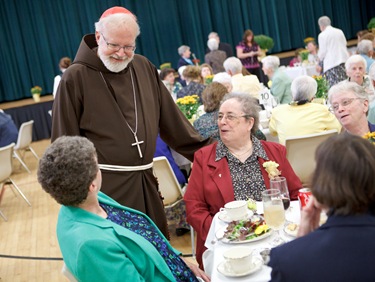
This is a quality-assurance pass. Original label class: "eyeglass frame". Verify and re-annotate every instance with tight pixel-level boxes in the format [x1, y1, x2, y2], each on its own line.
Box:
[329, 97, 363, 113]
[217, 113, 251, 122]
[100, 33, 136, 52]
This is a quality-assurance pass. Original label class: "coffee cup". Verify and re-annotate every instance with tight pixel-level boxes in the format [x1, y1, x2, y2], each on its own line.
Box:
[220, 200, 247, 221]
[223, 246, 253, 274]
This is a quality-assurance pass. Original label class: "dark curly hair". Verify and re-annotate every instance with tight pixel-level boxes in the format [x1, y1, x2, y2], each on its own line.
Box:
[37, 136, 99, 206]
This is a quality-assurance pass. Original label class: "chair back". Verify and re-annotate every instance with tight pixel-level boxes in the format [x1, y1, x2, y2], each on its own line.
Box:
[14, 120, 34, 150]
[153, 156, 184, 207]
[0, 143, 15, 182]
[285, 129, 338, 185]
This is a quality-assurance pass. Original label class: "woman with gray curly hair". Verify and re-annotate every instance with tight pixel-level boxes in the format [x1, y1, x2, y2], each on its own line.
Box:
[184, 93, 301, 268]
[38, 136, 209, 282]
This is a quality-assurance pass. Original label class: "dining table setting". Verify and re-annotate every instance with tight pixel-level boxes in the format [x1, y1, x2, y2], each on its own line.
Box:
[203, 194, 302, 281]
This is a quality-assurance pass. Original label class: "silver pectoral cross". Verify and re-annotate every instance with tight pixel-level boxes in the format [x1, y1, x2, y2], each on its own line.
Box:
[131, 134, 144, 158]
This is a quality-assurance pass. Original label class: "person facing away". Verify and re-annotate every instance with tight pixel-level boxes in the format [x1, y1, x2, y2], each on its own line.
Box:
[38, 136, 210, 282]
[204, 38, 226, 74]
[206, 32, 233, 58]
[184, 93, 302, 269]
[223, 56, 261, 99]
[0, 110, 18, 147]
[261, 55, 293, 104]
[52, 56, 71, 98]
[317, 16, 349, 87]
[269, 134, 375, 282]
[51, 6, 212, 238]
[269, 75, 341, 145]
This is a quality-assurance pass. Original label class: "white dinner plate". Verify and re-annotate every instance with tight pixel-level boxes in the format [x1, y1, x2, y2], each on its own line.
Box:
[218, 209, 254, 223]
[215, 226, 272, 244]
[217, 257, 263, 277]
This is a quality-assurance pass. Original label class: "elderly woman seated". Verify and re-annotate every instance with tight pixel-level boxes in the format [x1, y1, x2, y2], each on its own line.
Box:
[176, 65, 206, 102]
[269, 134, 375, 281]
[261, 56, 293, 104]
[328, 81, 375, 135]
[184, 93, 301, 269]
[269, 75, 341, 145]
[345, 54, 374, 102]
[38, 136, 209, 282]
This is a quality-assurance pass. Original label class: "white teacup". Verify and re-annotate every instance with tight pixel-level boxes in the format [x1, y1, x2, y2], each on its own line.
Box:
[220, 200, 247, 221]
[223, 247, 253, 274]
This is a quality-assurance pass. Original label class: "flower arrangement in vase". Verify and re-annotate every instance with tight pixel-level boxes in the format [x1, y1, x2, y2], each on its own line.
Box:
[312, 75, 329, 103]
[363, 132, 375, 144]
[176, 94, 200, 121]
[31, 86, 42, 102]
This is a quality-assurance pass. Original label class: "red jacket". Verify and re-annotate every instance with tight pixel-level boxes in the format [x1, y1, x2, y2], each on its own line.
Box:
[184, 141, 302, 268]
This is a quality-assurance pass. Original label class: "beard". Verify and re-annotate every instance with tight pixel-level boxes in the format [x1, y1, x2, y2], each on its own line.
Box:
[98, 47, 134, 73]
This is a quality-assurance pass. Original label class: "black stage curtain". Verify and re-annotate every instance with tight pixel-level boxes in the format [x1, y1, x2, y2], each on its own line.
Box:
[0, 0, 374, 102]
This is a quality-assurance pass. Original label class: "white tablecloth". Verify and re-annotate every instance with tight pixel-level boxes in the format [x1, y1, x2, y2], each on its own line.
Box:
[203, 201, 301, 281]
[283, 65, 319, 80]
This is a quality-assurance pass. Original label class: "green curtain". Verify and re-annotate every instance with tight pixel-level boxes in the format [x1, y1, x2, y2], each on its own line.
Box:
[0, 0, 374, 102]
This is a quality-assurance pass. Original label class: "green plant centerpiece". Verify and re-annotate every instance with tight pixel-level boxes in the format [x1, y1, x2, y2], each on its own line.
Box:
[254, 35, 274, 60]
[367, 17, 375, 30]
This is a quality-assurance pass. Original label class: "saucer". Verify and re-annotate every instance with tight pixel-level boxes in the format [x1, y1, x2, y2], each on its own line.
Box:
[218, 210, 254, 223]
[217, 257, 263, 277]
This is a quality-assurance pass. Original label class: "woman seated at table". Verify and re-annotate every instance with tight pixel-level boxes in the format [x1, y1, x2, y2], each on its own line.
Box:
[38, 136, 209, 282]
[184, 93, 302, 269]
[269, 75, 341, 145]
[261, 56, 293, 104]
[345, 54, 374, 102]
[328, 81, 375, 135]
[176, 65, 206, 103]
[269, 134, 375, 281]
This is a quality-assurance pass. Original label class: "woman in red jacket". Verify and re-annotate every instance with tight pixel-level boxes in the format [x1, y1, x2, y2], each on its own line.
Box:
[184, 93, 302, 269]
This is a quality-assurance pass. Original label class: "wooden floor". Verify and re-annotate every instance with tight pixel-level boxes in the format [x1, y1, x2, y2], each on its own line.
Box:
[0, 139, 195, 281]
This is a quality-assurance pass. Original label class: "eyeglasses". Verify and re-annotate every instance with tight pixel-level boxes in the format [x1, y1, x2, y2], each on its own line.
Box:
[217, 113, 249, 122]
[329, 98, 363, 112]
[100, 33, 136, 52]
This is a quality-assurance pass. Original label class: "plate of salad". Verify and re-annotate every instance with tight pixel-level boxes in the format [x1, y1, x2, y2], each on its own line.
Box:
[216, 215, 272, 244]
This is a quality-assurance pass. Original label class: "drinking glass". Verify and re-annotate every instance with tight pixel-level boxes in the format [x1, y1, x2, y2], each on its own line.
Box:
[262, 189, 285, 246]
[270, 177, 290, 211]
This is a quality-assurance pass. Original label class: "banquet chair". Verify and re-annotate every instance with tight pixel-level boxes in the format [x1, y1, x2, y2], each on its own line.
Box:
[153, 156, 196, 258]
[13, 120, 39, 173]
[285, 129, 338, 186]
[0, 143, 32, 221]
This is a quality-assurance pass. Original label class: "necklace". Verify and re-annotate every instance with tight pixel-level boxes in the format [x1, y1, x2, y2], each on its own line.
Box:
[127, 68, 144, 158]
[228, 145, 253, 159]
[100, 67, 144, 158]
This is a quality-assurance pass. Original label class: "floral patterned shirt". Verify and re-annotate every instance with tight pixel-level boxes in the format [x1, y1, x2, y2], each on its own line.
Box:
[215, 136, 268, 201]
[193, 111, 220, 140]
[101, 203, 198, 282]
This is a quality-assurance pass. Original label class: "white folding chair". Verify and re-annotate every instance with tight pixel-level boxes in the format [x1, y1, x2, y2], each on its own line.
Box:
[0, 143, 32, 221]
[13, 120, 39, 173]
[153, 156, 196, 258]
[285, 129, 338, 186]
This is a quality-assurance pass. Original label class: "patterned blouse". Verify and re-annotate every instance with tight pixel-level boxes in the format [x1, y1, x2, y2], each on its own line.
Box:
[236, 41, 260, 70]
[101, 203, 198, 282]
[215, 136, 268, 201]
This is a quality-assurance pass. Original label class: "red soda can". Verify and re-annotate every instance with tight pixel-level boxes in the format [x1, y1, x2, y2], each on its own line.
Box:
[298, 188, 312, 209]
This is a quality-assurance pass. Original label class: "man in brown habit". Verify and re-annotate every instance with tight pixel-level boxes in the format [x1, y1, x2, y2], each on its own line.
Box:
[51, 6, 211, 237]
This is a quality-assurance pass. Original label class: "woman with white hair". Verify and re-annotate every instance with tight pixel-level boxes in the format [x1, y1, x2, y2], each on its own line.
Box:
[328, 81, 375, 136]
[212, 72, 233, 92]
[204, 38, 226, 74]
[269, 75, 341, 144]
[261, 55, 293, 104]
[357, 39, 375, 73]
[366, 63, 375, 123]
[345, 54, 374, 102]
[177, 45, 194, 69]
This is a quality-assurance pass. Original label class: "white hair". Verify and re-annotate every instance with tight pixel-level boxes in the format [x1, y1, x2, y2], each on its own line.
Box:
[178, 45, 190, 56]
[207, 38, 219, 51]
[291, 75, 317, 101]
[213, 72, 232, 85]
[208, 32, 219, 40]
[345, 54, 367, 71]
[318, 16, 331, 28]
[261, 56, 280, 71]
[223, 57, 242, 75]
[357, 40, 373, 55]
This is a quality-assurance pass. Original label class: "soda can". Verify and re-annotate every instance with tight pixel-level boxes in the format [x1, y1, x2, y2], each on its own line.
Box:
[298, 188, 312, 209]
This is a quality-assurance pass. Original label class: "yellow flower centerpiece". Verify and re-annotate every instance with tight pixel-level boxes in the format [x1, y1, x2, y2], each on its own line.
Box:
[176, 94, 200, 120]
[312, 75, 329, 103]
[363, 132, 375, 144]
[204, 75, 214, 85]
[31, 85, 42, 102]
[263, 161, 281, 179]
